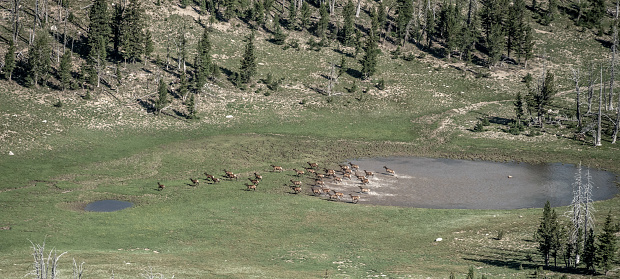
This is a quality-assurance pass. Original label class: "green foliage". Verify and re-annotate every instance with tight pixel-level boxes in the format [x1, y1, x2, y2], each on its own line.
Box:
[473, 121, 485, 132]
[185, 92, 197, 119]
[466, 266, 475, 279]
[396, 0, 414, 42]
[28, 31, 52, 87]
[514, 91, 524, 122]
[144, 29, 154, 63]
[341, 0, 356, 46]
[120, 0, 147, 63]
[59, 52, 72, 91]
[437, 2, 461, 58]
[316, 4, 329, 38]
[87, 0, 111, 67]
[339, 55, 347, 77]
[300, 2, 310, 30]
[3, 38, 16, 81]
[287, 0, 298, 30]
[361, 33, 379, 79]
[487, 23, 505, 66]
[239, 31, 258, 84]
[583, 227, 597, 272]
[535, 201, 560, 266]
[376, 78, 385, 90]
[155, 78, 169, 114]
[195, 27, 213, 89]
[271, 15, 288, 45]
[597, 212, 617, 273]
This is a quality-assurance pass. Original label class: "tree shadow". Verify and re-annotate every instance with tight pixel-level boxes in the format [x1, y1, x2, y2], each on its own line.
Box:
[345, 68, 362, 79]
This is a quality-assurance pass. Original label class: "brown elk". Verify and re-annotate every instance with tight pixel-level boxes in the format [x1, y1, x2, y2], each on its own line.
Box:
[339, 164, 350, 171]
[348, 162, 359, 170]
[312, 188, 322, 195]
[212, 177, 221, 183]
[293, 168, 305, 176]
[364, 170, 374, 177]
[246, 184, 257, 191]
[271, 165, 283, 172]
[254, 172, 263, 180]
[324, 168, 336, 176]
[315, 173, 325, 179]
[349, 194, 360, 204]
[190, 178, 199, 186]
[360, 178, 370, 185]
[333, 191, 344, 199]
[383, 166, 395, 175]
[321, 187, 331, 195]
[248, 178, 260, 185]
[204, 172, 216, 181]
[290, 186, 302, 194]
[157, 182, 165, 191]
[358, 186, 370, 193]
[315, 179, 325, 186]
[304, 167, 316, 174]
[329, 194, 339, 201]
[333, 176, 342, 183]
[307, 162, 318, 169]
[343, 173, 352, 180]
[290, 180, 302, 186]
[223, 169, 234, 176]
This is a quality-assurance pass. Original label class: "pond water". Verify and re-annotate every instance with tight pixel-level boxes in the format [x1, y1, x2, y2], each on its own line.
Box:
[329, 157, 618, 209]
[85, 200, 133, 212]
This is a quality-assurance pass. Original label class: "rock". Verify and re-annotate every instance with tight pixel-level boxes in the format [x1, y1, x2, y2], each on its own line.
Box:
[435, 238, 443, 242]
[226, 115, 233, 119]
[9, 151, 14, 155]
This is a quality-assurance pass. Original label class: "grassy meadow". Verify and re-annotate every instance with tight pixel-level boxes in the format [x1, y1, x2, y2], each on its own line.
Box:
[1, 0, 620, 277]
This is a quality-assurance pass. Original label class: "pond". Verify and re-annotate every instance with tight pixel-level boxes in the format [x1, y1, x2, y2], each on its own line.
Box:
[85, 200, 133, 212]
[329, 157, 618, 209]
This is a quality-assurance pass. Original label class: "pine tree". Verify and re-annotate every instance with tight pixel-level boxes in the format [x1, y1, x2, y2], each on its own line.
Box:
[342, 0, 356, 46]
[59, 51, 72, 91]
[396, 0, 413, 44]
[195, 27, 212, 89]
[120, 0, 146, 63]
[597, 212, 617, 273]
[535, 71, 556, 128]
[536, 201, 560, 267]
[514, 91, 524, 123]
[506, 0, 525, 58]
[2, 38, 16, 81]
[519, 23, 534, 68]
[361, 32, 379, 79]
[111, 2, 124, 54]
[87, 0, 110, 87]
[316, 4, 329, 38]
[239, 31, 257, 84]
[28, 30, 52, 87]
[186, 92, 197, 119]
[438, 2, 461, 59]
[179, 72, 189, 101]
[487, 23, 504, 66]
[300, 1, 310, 30]
[253, 0, 265, 25]
[155, 78, 169, 115]
[287, 0, 297, 30]
[583, 227, 597, 272]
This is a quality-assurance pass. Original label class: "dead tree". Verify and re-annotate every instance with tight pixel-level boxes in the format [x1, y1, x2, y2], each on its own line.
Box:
[27, 240, 68, 279]
[596, 66, 603, 146]
[571, 67, 583, 127]
[565, 162, 596, 267]
[12, 0, 22, 42]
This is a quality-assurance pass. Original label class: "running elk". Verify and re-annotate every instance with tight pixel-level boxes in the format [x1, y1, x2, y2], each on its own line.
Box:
[290, 186, 302, 194]
[293, 168, 305, 176]
[246, 184, 257, 191]
[290, 180, 302, 186]
[348, 162, 359, 170]
[248, 178, 260, 185]
[349, 194, 360, 204]
[312, 188, 322, 195]
[383, 166, 395, 175]
[254, 172, 263, 180]
[190, 178, 199, 186]
[157, 182, 165, 191]
[364, 170, 374, 177]
[271, 165, 283, 172]
[358, 186, 370, 193]
[307, 162, 318, 169]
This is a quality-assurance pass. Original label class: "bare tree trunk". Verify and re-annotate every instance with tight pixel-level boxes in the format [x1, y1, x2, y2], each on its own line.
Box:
[572, 68, 582, 127]
[12, 0, 21, 42]
[610, 6, 618, 111]
[355, 0, 361, 17]
[587, 64, 595, 113]
[329, 0, 336, 15]
[596, 67, 603, 146]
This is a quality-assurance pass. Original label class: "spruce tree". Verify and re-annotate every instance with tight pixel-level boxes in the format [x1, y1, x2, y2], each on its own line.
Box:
[2, 38, 16, 81]
[487, 23, 504, 66]
[144, 29, 154, 65]
[316, 4, 329, 38]
[597, 212, 617, 273]
[536, 201, 560, 267]
[287, 0, 298, 30]
[253, 0, 265, 25]
[28, 30, 52, 87]
[120, 0, 146, 63]
[87, 0, 111, 87]
[239, 31, 257, 84]
[514, 91, 524, 123]
[342, 0, 356, 46]
[506, 0, 526, 58]
[195, 27, 212, 89]
[300, 1, 310, 31]
[396, 0, 413, 43]
[59, 51, 72, 91]
[583, 227, 597, 272]
[361, 32, 379, 79]
[186, 92, 197, 119]
[111, 2, 124, 54]
[155, 78, 169, 115]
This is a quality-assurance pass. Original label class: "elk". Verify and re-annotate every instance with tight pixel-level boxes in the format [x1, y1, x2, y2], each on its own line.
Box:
[355, 174, 366, 180]
[360, 178, 370, 185]
[343, 173, 352, 179]
[329, 194, 340, 201]
[333, 191, 344, 199]
[223, 169, 234, 176]
[271, 165, 283, 172]
[254, 172, 263, 180]
[204, 172, 216, 181]
[246, 184, 257, 191]
[339, 164, 350, 171]
[383, 166, 395, 175]
[364, 170, 374, 177]
[307, 162, 318, 169]
[324, 168, 336, 176]
[227, 173, 239, 181]
[290, 180, 302, 186]
[157, 182, 165, 191]
[349, 194, 360, 204]
[348, 162, 359, 170]
[321, 187, 331, 195]
[333, 176, 342, 183]
[315, 179, 325, 186]
[248, 178, 260, 185]
[190, 178, 199, 186]
[290, 186, 302, 194]
[315, 173, 325, 179]
[212, 177, 221, 183]
[312, 188, 322, 195]
[358, 186, 370, 193]
[293, 168, 305, 176]
[304, 167, 316, 174]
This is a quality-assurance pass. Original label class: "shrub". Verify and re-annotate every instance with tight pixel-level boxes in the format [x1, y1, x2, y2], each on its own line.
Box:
[473, 121, 485, 132]
[376, 78, 386, 90]
[481, 117, 490, 126]
[496, 230, 505, 240]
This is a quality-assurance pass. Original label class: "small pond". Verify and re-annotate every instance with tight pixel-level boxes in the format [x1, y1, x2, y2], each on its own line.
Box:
[331, 157, 618, 209]
[85, 200, 133, 212]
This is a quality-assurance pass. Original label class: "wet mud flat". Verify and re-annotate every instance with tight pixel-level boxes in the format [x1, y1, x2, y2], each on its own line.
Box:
[323, 157, 618, 209]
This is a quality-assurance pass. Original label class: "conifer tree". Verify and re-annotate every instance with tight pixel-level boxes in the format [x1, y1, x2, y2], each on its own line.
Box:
[316, 4, 329, 38]
[438, 2, 461, 59]
[361, 33, 379, 79]
[120, 0, 146, 63]
[87, 0, 111, 87]
[519, 23, 534, 68]
[2, 38, 16, 81]
[514, 91, 524, 123]
[111, 2, 124, 54]
[342, 0, 356, 46]
[239, 31, 257, 84]
[583, 227, 597, 272]
[396, 0, 414, 44]
[597, 212, 617, 273]
[487, 23, 504, 66]
[506, 0, 525, 58]
[253, 0, 265, 25]
[179, 72, 189, 101]
[59, 51, 72, 91]
[28, 30, 51, 87]
[186, 92, 197, 119]
[287, 0, 298, 30]
[536, 201, 560, 267]
[300, 1, 310, 30]
[155, 78, 169, 115]
[195, 27, 212, 89]
[144, 29, 154, 65]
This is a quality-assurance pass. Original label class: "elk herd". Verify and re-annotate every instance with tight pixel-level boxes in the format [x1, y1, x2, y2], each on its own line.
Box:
[156, 161, 397, 204]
